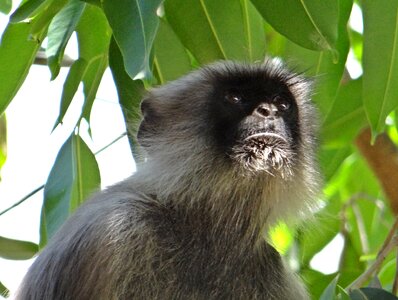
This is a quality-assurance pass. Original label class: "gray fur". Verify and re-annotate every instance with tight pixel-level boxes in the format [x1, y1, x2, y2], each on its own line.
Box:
[15, 60, 321, 300]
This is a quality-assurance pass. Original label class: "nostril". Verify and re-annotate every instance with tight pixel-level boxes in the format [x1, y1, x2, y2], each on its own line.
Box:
[256, 106, 270, 117]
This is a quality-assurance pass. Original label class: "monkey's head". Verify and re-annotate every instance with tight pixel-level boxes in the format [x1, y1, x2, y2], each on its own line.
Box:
[138, 60, 318, 179]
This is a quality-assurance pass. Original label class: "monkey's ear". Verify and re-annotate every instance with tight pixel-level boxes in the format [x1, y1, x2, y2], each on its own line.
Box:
[137, 97, 160, 147]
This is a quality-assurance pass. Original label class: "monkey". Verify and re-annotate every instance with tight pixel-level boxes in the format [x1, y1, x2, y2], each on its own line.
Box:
[15, 59, 321, 300]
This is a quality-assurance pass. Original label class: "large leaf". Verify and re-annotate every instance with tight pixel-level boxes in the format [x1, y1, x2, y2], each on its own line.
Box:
[43, 134, 100, 239]
[164, 0, 265, 63]
[283, 0, 352, 118]
[52, 4, 111, 129]
[0, 22, 45, 115]
[251, 0, 339, 51]
[0, 236, 38, 260]
[46, 0, 85, 79]
[0, 0, 11, 14]
[76, 4, 111, 124]
[102, 0, 163, 79]
[153, 19, 192, 84]
[362, 0, 398, 136]
[109, 37, 144, 159]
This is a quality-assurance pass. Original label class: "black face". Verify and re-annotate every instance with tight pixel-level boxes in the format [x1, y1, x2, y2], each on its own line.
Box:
[208, 68, 300, 175]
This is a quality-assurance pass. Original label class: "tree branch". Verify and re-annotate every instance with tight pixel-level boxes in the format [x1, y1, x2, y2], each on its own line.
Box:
[355, 128, 398, 215]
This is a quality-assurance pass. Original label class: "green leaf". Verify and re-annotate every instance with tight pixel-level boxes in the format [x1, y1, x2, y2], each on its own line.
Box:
[0, 236, 38, 260]
[46, 0, 85, 79]
[76, 4, 111, 124]
[0, 281, 9, 298]
[153, 19, 192, 84]
[0, 22, 45, 115]
[53, 58, 88, 129]
[10, 0, 46, 23]
[337, 286, 351, 300]
[339, 233, 366, 278]
[0, 114, 6, 178]
[102, 0, 163, 79]
[319, 146, 352, 181]
[350, 288, 398, 300]
[240, 0, 266, 61]
[301, 269, 336, 299]
[320, 275, 339, 300]
[109, 37, 145, 159]
[298, 195, 341, 266]
[362, 0, 398, 136]
[322, 79, 367, 147]
[0, 0, 11, 14]
[43, 134, 100, 239]
[251, 0, 339, 51]
[29, 0, 69, 37]
[164, 0, 265, 63]
[283, 0, 352, 118]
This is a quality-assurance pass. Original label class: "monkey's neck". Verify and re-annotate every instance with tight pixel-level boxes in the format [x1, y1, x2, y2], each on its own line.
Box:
[135, 151, 297, 245]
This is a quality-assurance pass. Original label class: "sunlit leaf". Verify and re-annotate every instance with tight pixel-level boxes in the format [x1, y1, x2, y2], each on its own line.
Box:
[46, 0, 85, 79]
[164, 0, 265, 63]
[43, 134, 100, 239]
[109, 37, 144, 159]
[153, 19, 192, 84]
[251, 0, 339, 51]
[102, 0, 163, 79]
[0, 0, 11, 14]
[0, 22, 45, 115]
[0, 236, 38, 260]
[269, 222, 293, 255]
[362, 0, 398, 136]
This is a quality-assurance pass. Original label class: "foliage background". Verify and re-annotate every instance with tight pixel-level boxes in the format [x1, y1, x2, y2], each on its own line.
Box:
[1, 0, 398, 299]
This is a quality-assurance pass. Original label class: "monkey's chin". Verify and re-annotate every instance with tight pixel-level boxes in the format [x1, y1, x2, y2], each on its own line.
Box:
[230, 134, 294, 178]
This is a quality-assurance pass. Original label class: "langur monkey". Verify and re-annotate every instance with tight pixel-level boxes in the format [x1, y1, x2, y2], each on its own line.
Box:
[15, 60, 320, 300]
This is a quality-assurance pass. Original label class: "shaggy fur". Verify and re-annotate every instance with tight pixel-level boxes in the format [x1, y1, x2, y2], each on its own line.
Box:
[15, 60, 321, 300]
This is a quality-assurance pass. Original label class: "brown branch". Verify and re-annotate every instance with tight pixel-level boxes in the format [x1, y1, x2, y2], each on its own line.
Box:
[393, 246, 398, 295]
[347, 218, 398, 290]
[355, 128, 398, 215]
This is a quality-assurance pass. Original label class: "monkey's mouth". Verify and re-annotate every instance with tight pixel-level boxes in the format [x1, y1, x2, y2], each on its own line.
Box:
[244, 132, 288, 144]
[230, 131, 294, 176]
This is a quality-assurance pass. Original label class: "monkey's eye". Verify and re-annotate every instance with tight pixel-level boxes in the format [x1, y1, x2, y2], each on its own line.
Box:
[272, 96, 290, 111]
[225, 94, 242, 104]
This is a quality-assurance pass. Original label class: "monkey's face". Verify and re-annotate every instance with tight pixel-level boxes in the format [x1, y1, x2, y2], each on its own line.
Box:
[206, 63, 306, 176]
[138, 61, 314, 178]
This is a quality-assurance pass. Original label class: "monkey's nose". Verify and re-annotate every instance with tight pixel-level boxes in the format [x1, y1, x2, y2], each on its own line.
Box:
[254, 103, 278, 118]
